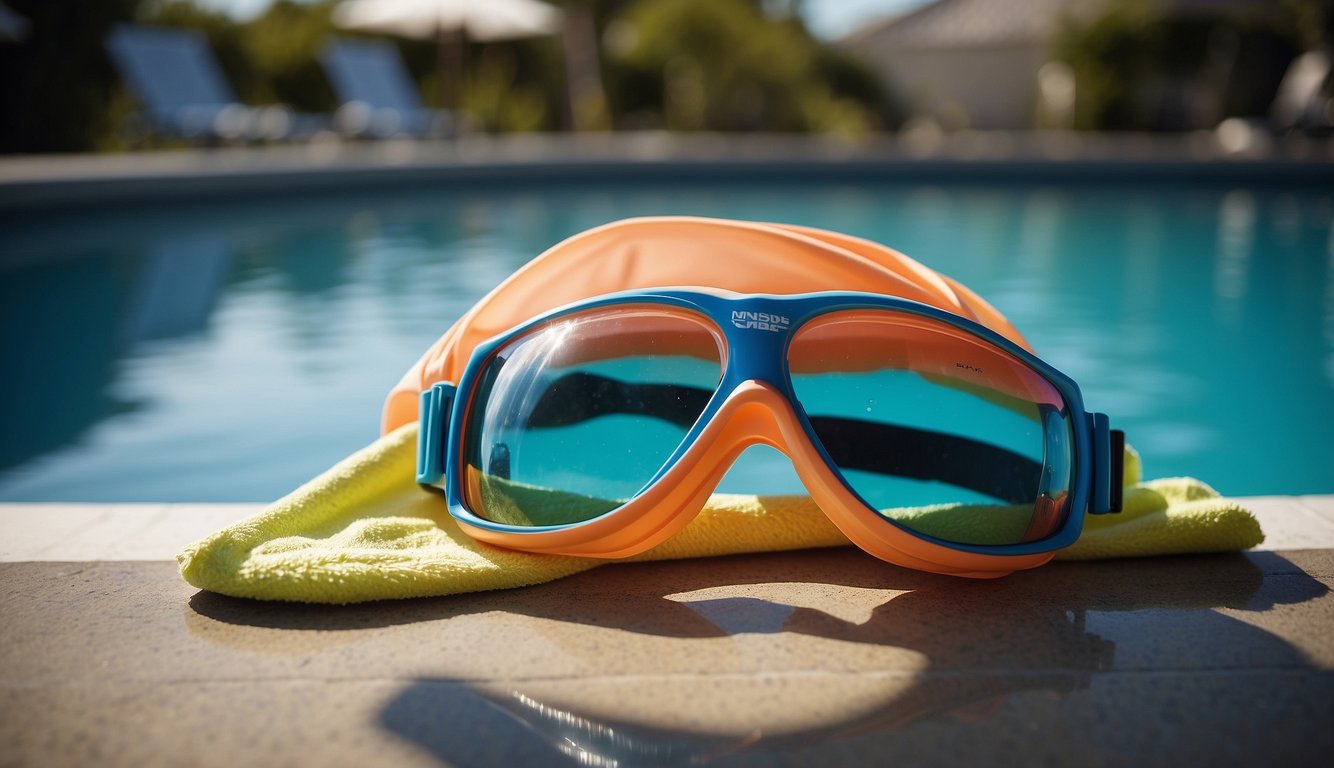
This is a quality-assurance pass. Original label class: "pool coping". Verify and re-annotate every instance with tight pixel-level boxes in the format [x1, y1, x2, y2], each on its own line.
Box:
[3, 495, 1333, 563]
[2, 132, 1332, 212]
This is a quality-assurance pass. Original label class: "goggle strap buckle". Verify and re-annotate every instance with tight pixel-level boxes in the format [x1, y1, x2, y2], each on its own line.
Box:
[1108, 429, 1126, 514]
[1086, 412, 1123, 515]
[416, 382, 456, 485]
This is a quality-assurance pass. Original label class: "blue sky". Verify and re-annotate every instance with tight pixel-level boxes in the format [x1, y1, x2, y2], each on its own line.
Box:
[802, 0, 928, 38]
[195, 0, 929, 40]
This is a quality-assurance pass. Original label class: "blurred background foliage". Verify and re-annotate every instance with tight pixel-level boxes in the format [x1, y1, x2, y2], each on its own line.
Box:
[0, 0, 1330, 153]
[0, 0, 896, 151]
[605, 0, 895, 132]
[1050, 0, 1332, 131]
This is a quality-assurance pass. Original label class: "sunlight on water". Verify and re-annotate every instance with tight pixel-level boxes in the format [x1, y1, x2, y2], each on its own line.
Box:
[0, 178, 1330, 501]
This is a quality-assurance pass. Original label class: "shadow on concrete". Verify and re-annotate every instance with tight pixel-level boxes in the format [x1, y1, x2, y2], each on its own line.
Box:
[183, 547, 1333, 765]
[186, 548, 1322, 636]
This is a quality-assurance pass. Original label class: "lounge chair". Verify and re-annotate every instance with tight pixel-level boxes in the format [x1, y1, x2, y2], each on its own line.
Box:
[1270, 49, 1332, 133]
[106, 24, 324, 142]
[322, 38, 451, 139]
[1214, 48, 1332, 154]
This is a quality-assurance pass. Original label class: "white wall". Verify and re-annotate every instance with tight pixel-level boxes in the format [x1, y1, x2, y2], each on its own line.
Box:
[852, 43, 1047, 130]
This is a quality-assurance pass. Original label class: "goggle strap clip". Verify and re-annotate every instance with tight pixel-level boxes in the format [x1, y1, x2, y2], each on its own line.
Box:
[416, 382, 456, 485]
[1109, 429, 1125, 514]
[1086, 412, 1123, 515]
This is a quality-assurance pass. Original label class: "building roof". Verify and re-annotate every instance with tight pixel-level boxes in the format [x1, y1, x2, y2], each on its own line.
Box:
[843, 0, 1275, 51]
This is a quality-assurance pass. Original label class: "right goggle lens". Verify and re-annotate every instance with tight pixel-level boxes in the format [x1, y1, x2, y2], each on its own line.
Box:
[788, 310, 1074, 547]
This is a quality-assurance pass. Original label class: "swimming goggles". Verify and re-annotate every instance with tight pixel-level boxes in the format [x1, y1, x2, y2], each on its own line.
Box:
[389, 217, 1123, 577]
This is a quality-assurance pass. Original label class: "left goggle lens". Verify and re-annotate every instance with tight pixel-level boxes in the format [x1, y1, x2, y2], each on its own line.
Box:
[461, 306, 725, 527]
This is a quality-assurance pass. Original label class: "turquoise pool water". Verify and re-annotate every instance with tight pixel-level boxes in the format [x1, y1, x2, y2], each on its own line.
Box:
[1, 177, 1330, 500]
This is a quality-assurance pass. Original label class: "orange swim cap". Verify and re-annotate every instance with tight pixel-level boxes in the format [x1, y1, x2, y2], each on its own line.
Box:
[383, 216, 1028, 434]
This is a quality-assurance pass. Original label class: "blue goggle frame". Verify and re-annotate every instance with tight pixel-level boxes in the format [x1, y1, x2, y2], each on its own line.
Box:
[418, 288, 1123, 558]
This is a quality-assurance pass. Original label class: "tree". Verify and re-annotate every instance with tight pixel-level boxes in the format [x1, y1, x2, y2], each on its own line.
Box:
[603, 0, 895, 133]
[0, 0, 142, 152]
[1050, 0, 1311, 131]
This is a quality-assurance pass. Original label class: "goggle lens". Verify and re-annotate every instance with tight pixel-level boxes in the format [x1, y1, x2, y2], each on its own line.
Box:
[788, 310, 1074, 546]
[461, 306, 725, 526]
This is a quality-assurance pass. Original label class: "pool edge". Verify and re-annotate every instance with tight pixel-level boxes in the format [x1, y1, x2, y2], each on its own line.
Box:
[2, 495, 1332, 563]
[3, 132, 1332, 213]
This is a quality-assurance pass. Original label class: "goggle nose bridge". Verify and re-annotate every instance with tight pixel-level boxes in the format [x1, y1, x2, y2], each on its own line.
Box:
[707, 379, 802, 448]
[713, 302, 800, 395]
[655, 378, 826, 497]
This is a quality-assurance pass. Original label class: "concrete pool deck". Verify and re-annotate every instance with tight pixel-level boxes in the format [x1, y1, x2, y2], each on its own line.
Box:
[2, 497, 1333, 766]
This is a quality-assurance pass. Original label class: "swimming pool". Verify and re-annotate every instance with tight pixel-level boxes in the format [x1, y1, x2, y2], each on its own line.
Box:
[1, 175, 1330, 500]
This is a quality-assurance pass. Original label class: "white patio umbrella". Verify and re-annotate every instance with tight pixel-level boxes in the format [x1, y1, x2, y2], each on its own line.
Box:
[332, 0, 564, 119]
[333, 0, 562, 43]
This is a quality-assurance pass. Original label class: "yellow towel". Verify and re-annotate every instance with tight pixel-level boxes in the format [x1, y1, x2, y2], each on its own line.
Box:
[177, 424, 1264, 604]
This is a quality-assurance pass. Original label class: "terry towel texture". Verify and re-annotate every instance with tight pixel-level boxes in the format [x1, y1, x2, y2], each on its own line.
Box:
[178, 425, 1265, 604]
